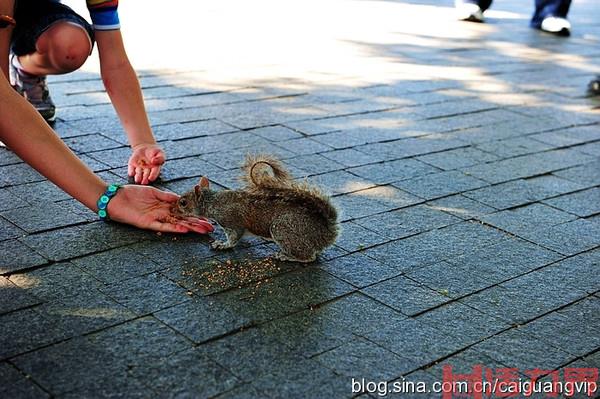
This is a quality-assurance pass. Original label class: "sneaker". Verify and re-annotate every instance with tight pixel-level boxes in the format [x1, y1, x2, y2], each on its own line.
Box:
[9, 55, 56, 122]
[456, 3, 484, 22]
[540, 16, 571, 36]
[589, 76, 600, 95]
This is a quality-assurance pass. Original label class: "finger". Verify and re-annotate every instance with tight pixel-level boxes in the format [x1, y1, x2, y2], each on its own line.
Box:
[148, 165, 161, 182]
[127, 162, 135, 177]
[141, 168, 151, 185]
[178, 221, 213, 234]
[154, 189, 180, 203]
[134, 166, 143, 184]
[148, 220, 189, 233]
[151, 152, 165, 166]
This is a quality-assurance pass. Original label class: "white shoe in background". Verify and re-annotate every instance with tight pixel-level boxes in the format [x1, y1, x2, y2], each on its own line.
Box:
[540, 16, 571, 36]
[456, 3, 484, 22]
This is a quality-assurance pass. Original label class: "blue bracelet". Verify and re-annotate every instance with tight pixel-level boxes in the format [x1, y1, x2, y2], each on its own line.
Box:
[97, 184, 121, 221]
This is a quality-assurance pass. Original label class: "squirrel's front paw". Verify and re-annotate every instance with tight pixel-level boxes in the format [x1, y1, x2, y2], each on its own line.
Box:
[210, 240, 232, 250]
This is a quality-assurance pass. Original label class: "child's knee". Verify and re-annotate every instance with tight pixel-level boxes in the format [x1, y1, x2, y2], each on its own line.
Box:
[38, 22, 92, 73]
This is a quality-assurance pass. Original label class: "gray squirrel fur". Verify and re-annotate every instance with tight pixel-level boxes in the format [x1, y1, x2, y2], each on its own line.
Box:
[172, 154, 339, 262]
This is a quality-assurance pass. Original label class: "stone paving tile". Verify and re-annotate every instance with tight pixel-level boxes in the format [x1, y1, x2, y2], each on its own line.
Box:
[159, 155, 224, 182]
[479, 203, 577, 235]
[0, 216, 25, 242]
[361, 275, 451, 316]
[416, 147, 499, 171]
[426, 194, 496, 220]
[394, 170, 488, 200]
[215, 268, 355, 325]
[460, 267, 589, 324]
[363, 317, 464, 370]
[309, 293, 407, 338]
[6, 180, 80, 205]
[474, 136, 554, 158]
[71, 246, 163, 284]
[334, 222, 390, 253]
[0, 362, 49, 399]
[34, 289, 137, 337]
[63, 134, 124, 154]
[406, 261, 491, 299]
[251, 359, 351, 399]
[470, 329, 576, 371]
[517, 299, 600, 358]
[0, 162, 45, 187]
[98, 272, 191, 315]
[196, 328, 306, 381]
[516, 218, 600, 256]
[321, 148, 384, 168]
[130, 348, 240, 398]
[9, 261, 102, 302]
[529, 250, 600, 295]
[0, 148, 22, 166]
[354, 204, 462, 240]
[544, 187, 600, 217]
[0, 307, 70, 360]
[0, 188, 28, 211]
[367, 221, 508, 273]
[333, 186, 423, 221]
[318, 252, 399, 288]
[0, 202, 89, 233]
[85, 146, 133, 168]
[0, 239, 48, 275]
[463, 176, 583, 210]
[314, 336, 413, 381]
[18, 225, 113, 262]
[553, 160, 600, 187]
[12, 337, 134, 396]
[260, 309, 353, 358]
[154, 297, 250, 344]
[86, 316, 191, 365]
[416, 302, 510, 347]
[286, 153, 345, 175]
[214, 384, 269, 399]
[461, 148, 595, 184]
[530, 125, 600, 147]
[0, 277, 41, 315]
[274, 136, 333, 156]
[153, 119, 238, 140]
[305, 170, 375, 196]
[445, 237, 563, 282]
[357, 135, 465, 161]
[348, 158, 439, 185]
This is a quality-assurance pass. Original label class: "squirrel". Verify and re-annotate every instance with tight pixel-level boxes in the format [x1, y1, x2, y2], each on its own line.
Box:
[171, 154, 339, 263]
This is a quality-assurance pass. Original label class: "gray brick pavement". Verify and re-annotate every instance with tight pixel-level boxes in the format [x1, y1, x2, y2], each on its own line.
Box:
[0, 0, 599, 397]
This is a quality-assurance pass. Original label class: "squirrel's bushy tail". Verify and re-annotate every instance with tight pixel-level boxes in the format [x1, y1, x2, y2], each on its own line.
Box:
[241, 154, 293, 189]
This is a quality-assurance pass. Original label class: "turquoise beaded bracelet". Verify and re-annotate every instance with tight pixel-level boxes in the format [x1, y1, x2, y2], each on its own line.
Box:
[97, 184, 121, 220]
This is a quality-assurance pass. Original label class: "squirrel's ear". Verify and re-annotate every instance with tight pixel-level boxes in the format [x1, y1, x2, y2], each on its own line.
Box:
[199, 176, 210, 188]
[194, 185, 201, 196]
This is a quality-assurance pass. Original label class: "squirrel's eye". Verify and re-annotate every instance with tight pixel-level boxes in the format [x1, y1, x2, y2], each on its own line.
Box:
[179, 199, 188, 207]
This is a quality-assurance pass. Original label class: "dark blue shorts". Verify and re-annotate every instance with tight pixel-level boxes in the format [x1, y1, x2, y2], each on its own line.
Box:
[11, 0, 95, 56]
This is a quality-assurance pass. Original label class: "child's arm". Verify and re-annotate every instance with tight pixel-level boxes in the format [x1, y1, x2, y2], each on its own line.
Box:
[95, 29, 164, 185]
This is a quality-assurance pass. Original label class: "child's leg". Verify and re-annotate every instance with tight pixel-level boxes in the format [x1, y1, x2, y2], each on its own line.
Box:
[10, 0, 95, 121]
[17, 22, 92, 76]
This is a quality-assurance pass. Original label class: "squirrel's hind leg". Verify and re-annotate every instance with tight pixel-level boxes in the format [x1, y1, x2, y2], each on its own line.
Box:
[270, 215, 319, 263]
[211, 227, 245, 250]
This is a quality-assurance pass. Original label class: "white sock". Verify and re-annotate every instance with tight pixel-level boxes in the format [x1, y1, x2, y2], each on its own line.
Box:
[11, 54, 24, 71]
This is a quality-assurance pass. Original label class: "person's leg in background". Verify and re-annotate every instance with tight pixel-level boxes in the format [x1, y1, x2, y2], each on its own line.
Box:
[455, 0, 493, 23]
[10, 1, 94, 122]
[531, 0, 572, 36]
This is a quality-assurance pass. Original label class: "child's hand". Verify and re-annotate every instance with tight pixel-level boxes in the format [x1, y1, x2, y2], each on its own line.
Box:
[107, 185, 214, 234]
[128, 143, 165, 185]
